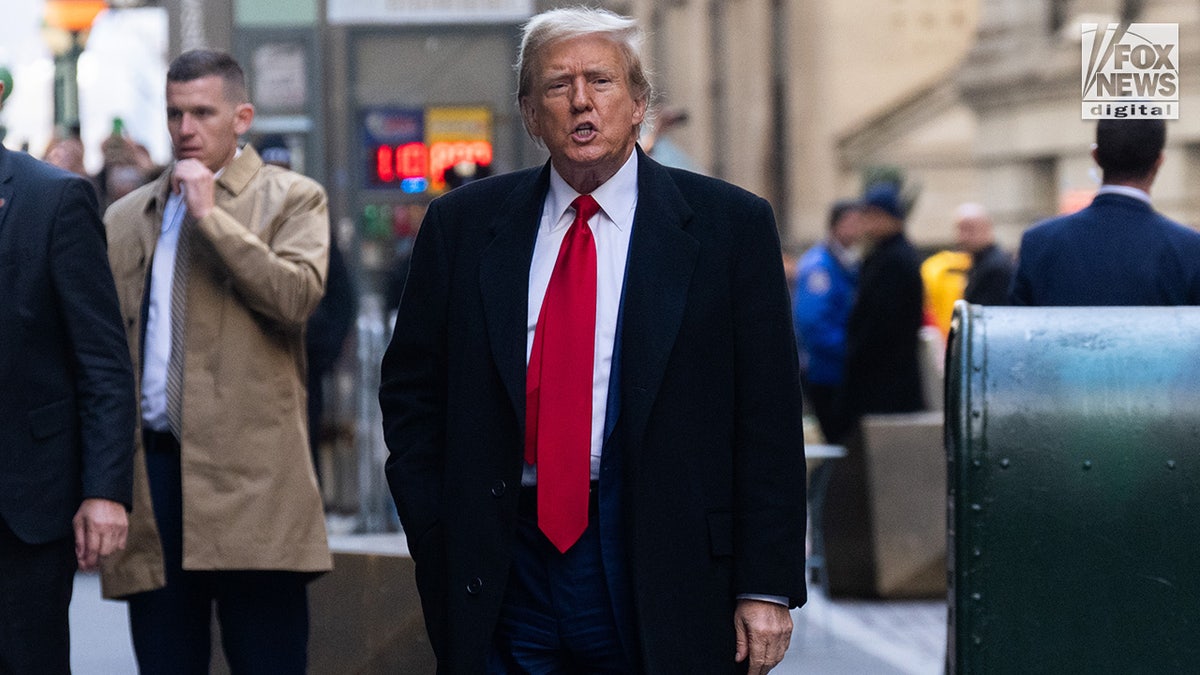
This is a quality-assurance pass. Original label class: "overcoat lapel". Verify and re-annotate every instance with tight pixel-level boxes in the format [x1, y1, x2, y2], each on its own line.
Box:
[136, 171, 174, 265]
[617, 150, 699, 449]
[479, 164, 551, 419]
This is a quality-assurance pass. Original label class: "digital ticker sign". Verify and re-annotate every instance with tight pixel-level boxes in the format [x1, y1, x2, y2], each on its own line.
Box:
[362, 106, 494, 193]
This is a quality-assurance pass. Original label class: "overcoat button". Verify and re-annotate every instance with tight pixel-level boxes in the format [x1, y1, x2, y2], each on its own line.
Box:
[466, 578, 483, 595]
[490, 480, 506, 497]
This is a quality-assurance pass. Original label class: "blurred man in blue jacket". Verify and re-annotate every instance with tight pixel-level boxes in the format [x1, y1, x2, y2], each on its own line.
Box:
[794, 199, 862, 442]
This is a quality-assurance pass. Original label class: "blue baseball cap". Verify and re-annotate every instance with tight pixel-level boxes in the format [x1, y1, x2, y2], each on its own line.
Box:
[862, 183, 905, 220]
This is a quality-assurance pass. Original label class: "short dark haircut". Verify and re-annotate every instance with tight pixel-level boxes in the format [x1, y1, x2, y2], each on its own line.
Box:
[827, 199, 861, 232]
[167, 49, 248, 104]
[1094, 118, 1165, 183]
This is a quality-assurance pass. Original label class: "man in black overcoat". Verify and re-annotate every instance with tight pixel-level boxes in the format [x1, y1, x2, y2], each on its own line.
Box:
[379, 6, 807, 673]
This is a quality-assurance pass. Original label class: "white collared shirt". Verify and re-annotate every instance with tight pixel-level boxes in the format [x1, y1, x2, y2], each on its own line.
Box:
[1096, 184, 1152, 205]
[524, 151, 638, 484]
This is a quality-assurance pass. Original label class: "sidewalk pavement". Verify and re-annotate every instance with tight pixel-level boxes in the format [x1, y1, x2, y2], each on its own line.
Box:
[779, 587, 945, 675]
[69, 568, 946, 674]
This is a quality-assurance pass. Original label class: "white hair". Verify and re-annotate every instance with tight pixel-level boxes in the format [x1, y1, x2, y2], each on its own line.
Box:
[954, 202, 991, 223]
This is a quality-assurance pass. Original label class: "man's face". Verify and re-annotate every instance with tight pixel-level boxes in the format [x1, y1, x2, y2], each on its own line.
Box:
[832, 210, 863, 249]
[956, 216, 991, 253]
[166, 75, 253, 173]
[860, 207, 898, 242]
[521, 34, 646, 189]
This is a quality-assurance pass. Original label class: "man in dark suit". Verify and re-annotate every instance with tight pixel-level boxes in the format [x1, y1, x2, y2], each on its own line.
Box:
[379, 7, 806, 673]
[955, 202, 1013, 306]
[1011, 118, 1200, 306]
[0, 80, 136, 673]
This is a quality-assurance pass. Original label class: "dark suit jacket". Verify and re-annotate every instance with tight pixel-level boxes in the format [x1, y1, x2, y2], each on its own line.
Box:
[0, 145, 135, 544]
[1011, 192, 1200, 305]
[379, 148, 807, 673]
[833, 231, 925, 441]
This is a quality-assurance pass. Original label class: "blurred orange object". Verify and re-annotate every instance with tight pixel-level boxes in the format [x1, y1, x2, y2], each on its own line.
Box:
[45, 0, 107, 33]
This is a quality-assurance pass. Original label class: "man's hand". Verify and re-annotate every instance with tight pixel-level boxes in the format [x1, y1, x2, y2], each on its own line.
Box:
[73, 498, 128, 572]
[734, 598, 793, 674]
[171, 158, 217, 221]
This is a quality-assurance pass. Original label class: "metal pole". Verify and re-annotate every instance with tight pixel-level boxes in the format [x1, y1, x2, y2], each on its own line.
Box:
[53, 31, 83, 135]
[354, 292, 396, 533]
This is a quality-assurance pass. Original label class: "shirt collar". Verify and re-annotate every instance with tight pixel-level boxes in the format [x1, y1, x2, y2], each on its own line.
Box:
[1097, 184, 1152, 205]
[546, 150, 639, 232]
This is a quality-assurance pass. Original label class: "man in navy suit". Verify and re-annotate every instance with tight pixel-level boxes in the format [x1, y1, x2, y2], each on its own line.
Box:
[1011, 118, 1200, 305]
[379, 7, 806, 673]
[0, 80, 136, 672]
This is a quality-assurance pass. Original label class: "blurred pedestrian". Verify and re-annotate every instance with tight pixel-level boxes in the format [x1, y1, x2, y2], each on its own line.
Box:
[793, 198, 862, 442]
[101, 49, 332, 673]
[792, 199, 861, 590]
[641, 105, 697, 171]
[96, 120, 161, 210]
[444, 160, 493, 190]
[833, 182, 926, 441]
[955, 202, 1013, 305]
[918, 247, 970, 337]
[1011, 118, 1200, 305]
[822, 182, 925, 598]
[378, 6, 806, 673]
[43, 135, 88, 177]
[0, 77, 136, 674]
[256, 134, 292, 170]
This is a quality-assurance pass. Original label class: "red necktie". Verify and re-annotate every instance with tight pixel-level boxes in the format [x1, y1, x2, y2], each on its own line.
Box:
[525, 194, 599, 553]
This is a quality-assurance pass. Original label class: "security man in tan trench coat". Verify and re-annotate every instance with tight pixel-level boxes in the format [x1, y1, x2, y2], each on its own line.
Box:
[101, 49, 331, 674]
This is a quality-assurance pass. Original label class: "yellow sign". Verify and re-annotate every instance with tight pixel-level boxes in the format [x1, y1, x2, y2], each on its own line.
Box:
[426, 106, 493, 192]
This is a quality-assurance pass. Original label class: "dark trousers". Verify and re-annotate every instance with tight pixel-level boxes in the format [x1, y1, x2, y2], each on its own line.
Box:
[0, 517, 76, 675]
[804, 382, 840, 444]
[487, 485, 633, 674]
[128, 431, 310, 675]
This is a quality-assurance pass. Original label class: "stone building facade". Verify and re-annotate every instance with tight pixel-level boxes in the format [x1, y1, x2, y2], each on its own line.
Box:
[616, 0, 1200, 250]
[612, 0, 981, 248]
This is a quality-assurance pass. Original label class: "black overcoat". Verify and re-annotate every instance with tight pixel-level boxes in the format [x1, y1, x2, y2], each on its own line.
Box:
[379, 148, 807, 673]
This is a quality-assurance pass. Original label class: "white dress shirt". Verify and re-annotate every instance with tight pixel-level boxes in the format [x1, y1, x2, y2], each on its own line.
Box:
[142, 157, 232, 431]
[523, 151, 638, 485]
[141, 189, 187, 432]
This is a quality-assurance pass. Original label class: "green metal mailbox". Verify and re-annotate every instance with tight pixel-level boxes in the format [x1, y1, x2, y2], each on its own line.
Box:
[947, 302, 1200, 673]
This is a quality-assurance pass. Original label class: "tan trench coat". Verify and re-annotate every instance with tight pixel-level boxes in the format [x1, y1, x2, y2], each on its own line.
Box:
[101, 146, 333, 598]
